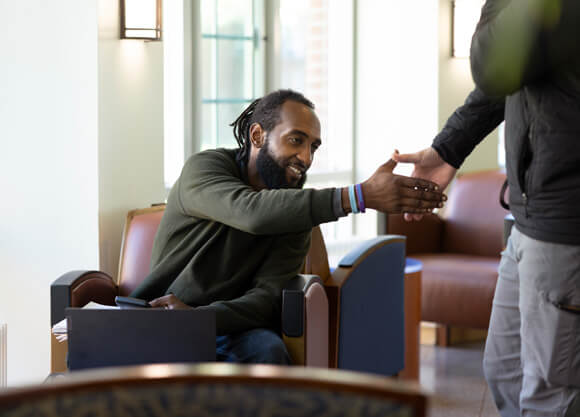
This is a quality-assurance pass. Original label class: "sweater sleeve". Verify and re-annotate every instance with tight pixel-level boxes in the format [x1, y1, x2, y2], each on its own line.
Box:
[196, 231, 311, 335]
[471, 0, 580, 96]
[175, 150, 337, 235]
[432, 88, 505, 168]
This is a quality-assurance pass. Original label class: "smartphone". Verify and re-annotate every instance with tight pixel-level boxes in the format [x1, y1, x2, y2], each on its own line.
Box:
[115, 296, 151, 309]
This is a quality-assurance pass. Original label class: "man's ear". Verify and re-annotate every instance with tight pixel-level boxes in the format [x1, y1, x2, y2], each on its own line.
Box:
[249, 123, 265, 148]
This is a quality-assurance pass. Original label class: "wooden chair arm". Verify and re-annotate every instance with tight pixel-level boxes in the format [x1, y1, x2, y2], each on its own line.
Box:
[282, 274, 328, 367]
[51, 271, 117, 326]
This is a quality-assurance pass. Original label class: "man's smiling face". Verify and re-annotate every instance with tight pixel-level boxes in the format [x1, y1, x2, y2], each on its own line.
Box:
[254, 100, 322, 189]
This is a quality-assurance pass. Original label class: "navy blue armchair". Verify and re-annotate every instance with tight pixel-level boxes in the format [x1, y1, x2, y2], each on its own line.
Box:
[302, 228, 406, 376]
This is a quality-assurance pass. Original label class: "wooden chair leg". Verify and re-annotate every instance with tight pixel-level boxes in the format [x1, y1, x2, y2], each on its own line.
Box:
[435, 325, 449, 347]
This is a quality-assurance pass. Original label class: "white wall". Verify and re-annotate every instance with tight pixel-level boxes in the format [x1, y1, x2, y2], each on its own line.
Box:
[0, 0, 100, 385]
[97, 0, 165, 277]
[355, 0, 439, 234]
[0, 0, 165, 385]
[356, 1, 498, 193]
[356, 0, 439, 177]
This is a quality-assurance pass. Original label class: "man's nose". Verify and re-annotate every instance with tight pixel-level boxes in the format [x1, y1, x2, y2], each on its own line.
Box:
[297, 146, 312, 168]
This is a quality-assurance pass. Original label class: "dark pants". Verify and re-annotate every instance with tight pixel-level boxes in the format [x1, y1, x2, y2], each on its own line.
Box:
[216, 328, 291, 365]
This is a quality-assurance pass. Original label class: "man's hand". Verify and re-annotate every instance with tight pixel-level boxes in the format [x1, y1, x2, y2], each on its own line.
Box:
[149, 294, 193, 310]
[358, 158, 447, 214]
[392, 147, 457, 221]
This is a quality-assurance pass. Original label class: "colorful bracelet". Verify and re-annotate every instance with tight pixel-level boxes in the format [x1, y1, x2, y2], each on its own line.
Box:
[348, 185, 359, 214]
[355, 183, 366, 213]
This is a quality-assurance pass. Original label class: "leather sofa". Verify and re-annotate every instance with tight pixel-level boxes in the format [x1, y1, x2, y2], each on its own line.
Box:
[384, 170, 508, 344]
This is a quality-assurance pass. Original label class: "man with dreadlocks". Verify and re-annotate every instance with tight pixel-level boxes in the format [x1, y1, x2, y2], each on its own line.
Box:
[131, 89, 446, 364]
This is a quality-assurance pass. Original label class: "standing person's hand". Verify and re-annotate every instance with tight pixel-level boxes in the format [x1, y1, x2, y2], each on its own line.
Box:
[355, 158, 447, 214]
[392, 147, 457, 221]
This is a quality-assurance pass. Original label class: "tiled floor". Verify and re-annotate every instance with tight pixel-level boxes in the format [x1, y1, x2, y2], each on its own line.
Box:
[420, 342, 500, 417]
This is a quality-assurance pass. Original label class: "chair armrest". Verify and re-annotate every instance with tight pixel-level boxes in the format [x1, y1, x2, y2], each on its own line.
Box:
[282, 274, 329, 367]
[325, 236, 406, 374]
[385, 213, 444, 255]
[336, 235, 405, 268]
[51, 270, 117, 326]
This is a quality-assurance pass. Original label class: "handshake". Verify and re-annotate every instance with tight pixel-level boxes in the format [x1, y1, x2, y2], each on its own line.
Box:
[346, 147, 455, 218]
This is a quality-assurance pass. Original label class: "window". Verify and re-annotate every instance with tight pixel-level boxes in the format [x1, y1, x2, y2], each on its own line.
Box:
[163, 0, 265, 188]
[278, 0, 356, 248]
[200, 0, 265, 150]
[163, 1, 439, 264]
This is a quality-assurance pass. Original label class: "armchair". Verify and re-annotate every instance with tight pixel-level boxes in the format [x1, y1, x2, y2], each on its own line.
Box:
[384, 170, 508, 345]
[301, 228, 406, 376]
[50, 205, 328, 372]
[51, 206, 407, 377]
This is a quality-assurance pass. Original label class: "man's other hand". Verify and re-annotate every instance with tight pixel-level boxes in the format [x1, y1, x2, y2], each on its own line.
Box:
[360, 158, 447, 214]
[392, 147, 457, 221]
[150, 294, 193, 310]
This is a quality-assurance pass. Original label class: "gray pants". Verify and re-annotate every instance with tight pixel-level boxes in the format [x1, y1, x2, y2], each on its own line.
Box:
[484, 227, 580, 417]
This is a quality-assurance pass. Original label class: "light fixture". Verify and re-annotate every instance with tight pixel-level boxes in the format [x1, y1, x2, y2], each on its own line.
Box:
[120, 0, 162, 41]
[452, 0, 484, 58]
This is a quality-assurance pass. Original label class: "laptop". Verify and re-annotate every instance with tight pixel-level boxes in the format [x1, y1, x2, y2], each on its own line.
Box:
[66, 308, 216, 370]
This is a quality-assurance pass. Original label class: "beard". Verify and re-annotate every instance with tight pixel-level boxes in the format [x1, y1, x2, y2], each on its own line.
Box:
[256, 140, 307, 189]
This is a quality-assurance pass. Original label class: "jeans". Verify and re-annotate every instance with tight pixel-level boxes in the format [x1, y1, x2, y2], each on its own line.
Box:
[484, 227, 580, 417]
[216, 328, 291, 365]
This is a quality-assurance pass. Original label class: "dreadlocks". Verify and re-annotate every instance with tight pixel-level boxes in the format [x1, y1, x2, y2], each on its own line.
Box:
[230, 89, 314, 163]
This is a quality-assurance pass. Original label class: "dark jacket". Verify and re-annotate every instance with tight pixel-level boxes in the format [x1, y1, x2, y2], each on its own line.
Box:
[433, 0, 580, 245]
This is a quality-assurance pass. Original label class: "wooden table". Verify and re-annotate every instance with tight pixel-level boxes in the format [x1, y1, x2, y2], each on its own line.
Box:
[399, 258, 422, 381]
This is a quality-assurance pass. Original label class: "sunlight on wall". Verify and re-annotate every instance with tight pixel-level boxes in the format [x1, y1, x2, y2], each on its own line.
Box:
[357, 0, 438, 180]
[355, 0, 439, 236]
[120, 41, 147, 84]
[0, 0, 99, 385]
[163, 0, 185, 188]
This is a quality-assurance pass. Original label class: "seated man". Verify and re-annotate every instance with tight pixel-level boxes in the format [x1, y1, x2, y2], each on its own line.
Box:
[131, 89, 445, 364]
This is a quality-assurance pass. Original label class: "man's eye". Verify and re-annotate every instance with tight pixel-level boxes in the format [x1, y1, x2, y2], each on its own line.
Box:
[289, 137, 301, 144]
[311, 144, 320, 153]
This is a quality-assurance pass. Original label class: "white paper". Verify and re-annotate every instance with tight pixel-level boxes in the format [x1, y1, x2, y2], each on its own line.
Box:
[51, 301, 120, 342]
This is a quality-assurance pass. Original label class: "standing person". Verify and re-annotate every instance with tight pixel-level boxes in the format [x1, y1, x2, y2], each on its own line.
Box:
[131, 89, 446, 365]
[394, 1, 580, 416]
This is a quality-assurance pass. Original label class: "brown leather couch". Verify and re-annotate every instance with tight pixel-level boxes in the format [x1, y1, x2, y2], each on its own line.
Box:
[385, 170, 508, 344]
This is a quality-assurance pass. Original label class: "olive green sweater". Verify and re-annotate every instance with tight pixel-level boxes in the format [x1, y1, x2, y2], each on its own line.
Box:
[131, 148, 337, 335]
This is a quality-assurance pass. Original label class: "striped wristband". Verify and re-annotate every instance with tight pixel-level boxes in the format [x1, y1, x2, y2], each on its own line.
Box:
[355, 183, 366, 213]
[348, 185, 359, 214]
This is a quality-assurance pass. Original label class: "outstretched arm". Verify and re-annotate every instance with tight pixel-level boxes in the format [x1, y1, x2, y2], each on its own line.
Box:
[177, 149, 447, 235]
[393, 88, 505, 220]
[176, 150, 338, 235]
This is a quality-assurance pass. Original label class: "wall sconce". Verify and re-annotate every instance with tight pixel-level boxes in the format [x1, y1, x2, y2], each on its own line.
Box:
[120, 0, 162, 41]
[452, 0, 484, 58]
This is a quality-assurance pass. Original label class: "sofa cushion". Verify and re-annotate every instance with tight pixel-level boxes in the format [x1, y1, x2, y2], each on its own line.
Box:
[442, 170, 508, 257]
[416, 253, 499, 329]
